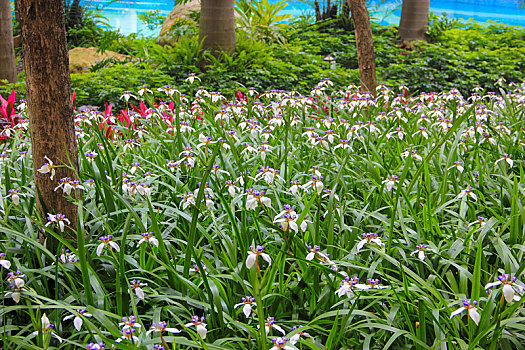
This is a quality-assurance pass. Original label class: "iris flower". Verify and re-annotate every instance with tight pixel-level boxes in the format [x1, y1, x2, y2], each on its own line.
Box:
[485, 273, 523, 303]
[270, 337, 293, 350]
[185, 316, 207, 339]
[450, 299, 481, 326]
[37, 156, 57, 180]
[246, 245, 272, 269]
[146, 321, 180, 336]
[63, 309, 92, 331]
[234, 296, 256, 318]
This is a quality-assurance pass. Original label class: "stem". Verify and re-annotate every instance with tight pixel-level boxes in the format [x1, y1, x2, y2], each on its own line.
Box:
[252, 267, 267, 350]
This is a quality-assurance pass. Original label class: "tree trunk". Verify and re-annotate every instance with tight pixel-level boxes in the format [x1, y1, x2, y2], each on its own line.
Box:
[398, 0, 429, 42]
[15, 0, 79, 241]
[0, 0, 17, 83]
[348, 0, 377, 96]
[199, 0, 235, 55]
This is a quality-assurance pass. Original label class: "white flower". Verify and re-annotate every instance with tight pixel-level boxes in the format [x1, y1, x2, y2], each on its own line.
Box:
[382, 175, 399, 191]
[448, 161, 464, 173]
[204, 195, 214, 209]
[270, 337, 294, 350]
[4, 189, 21, 205]
[86, 342, 106, 350]
[256, 166, 282, 185]
[245, 189, 271, 210]
[485, 273, 523, 303]
[63, 309, 92, 331]
[458, 186, 477, 201]
[258, 142, 271, 162]
[31, 313, 63, 343]
[45, 213, 70, 232]
[410, 244, 434, 261]
[356, 232, 383, 251]
[185, 73, 201, 84]
[413, 127, 429, 139]
[185, 316, 207, 339]
[130, 279, 147, 300]
[157, 86, 180, 97]
[289, 180, 300, 195]
[259, 317, 285, 335]
[289, 325, 313, 345]
[0, 252, 11, 269]
[225, 180, 240, 197]
[119, 315, 142, 331]
[336, 276, 363, 297]
[137, 85, 153, 96]
[274, 212, 300, 233]
[37, 156, 56, 180]
[234, 296, 256, 318]
[359, 278, 388, 290]
[115, 327, 140, 345]
[96, 235, 120, 256]
[245, 245, 271, 269]
[180, 192, 195, 210]
[495, 153, 513, 168]
[120, 90, 136, 102]
[450, 299, 481, 326]
[302, 175, 324, 195]
[138, 232, 159, 247]
[468, 216, 487, 227]
[305, 245, 330, 263]
[146, 321, 180, 336]
[54, 177, 74, 196]
[334, 139, 351, 150]
[197, 133, 213, 149]
[386, 127, 405, 140]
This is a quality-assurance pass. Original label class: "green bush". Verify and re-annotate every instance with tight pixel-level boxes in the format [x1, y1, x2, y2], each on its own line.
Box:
[70, 62, 174, 108]
[10, 14, 525, 108]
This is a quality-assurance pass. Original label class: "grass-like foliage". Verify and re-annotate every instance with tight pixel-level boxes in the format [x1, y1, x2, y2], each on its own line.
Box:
[1, 77, 525, 349]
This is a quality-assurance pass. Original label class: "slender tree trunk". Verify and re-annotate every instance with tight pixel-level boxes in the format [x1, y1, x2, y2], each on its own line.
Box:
[15, 0, 79, 241]
[348, 0, 377, 96]
[398, 0, 430, 42]
[199, 0, 235, 54]
[0, 0, 16, 83]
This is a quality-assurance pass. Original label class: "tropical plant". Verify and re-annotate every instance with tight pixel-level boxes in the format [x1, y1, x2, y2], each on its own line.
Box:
[235, 0, 293, 43]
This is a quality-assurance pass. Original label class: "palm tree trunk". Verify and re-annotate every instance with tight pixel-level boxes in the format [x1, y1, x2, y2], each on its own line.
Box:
[199, 0, 235, 54]
[398, 0, 430, 42]
[15, 0, 79, 242]
[0, 0, 17, 83]
[348, 0, 377, 96]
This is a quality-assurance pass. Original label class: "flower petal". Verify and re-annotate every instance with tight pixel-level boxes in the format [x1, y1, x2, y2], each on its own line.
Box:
[74, 316, 83, 331]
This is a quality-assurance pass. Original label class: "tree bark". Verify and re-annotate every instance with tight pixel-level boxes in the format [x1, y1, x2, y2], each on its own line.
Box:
[398, 0, 429, 42]
[15, 0, 79, 241]
[0, 0, 17, 83]
[348, 0, 377, 96]
[199, 0, 236, 55]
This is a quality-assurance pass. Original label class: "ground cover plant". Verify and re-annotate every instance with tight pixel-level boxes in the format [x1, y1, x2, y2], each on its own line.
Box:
[1, 77, 525, 349]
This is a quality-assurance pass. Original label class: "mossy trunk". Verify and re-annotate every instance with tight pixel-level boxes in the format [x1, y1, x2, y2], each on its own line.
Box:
[15, 0, 79, 242]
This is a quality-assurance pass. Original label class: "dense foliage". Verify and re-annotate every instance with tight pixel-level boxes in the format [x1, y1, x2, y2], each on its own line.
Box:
[5, 11, 525, 111]
[1, 78, 525, 348]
